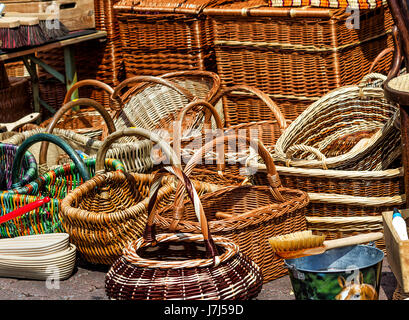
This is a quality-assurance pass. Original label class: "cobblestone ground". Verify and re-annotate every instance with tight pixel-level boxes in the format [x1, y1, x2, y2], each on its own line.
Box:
[0, 257, 398, 300]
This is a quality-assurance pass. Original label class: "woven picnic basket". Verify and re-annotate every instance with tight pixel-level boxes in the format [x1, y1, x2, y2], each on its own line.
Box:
[155, 134, 310, 282]
[251, 159, 405, 251]
[111, 73, 222, 137]
[60, 128, 221, 265]
[113, 0, 218, 76]
[204, 0, 394, 121]
[105, 165, 263, 300]
[274, 73, 401, 171]
[211, 85, 290, 151]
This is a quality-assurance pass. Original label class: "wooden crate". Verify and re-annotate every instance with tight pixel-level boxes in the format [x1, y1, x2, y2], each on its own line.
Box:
[382, 209, 409, 293]
[4, 0, 95, 31]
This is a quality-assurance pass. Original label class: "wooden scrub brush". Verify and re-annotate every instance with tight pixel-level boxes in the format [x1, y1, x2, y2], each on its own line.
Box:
[268, 230, 384, 259]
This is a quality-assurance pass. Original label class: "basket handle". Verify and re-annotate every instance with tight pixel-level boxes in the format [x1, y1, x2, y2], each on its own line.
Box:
[111, 75, 196, 109]
[95, 127, 180, 174]
[285, 144, 328, 170]
[63, 79, 119, 111]
[368, 47, 394, 74]
[173, 99, 224, 167]
[142, 165, 219, 260]
[11, 133, 91, 187]
[169, 134, 285, 228]
[210, 85, 288, 130]
[38, 98, 117, 167]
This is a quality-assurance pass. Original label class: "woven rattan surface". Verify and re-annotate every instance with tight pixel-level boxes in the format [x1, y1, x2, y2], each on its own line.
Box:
[205, 1, 393, 120]
[114, 0, 218, 76]
[154, 135, 309, 282]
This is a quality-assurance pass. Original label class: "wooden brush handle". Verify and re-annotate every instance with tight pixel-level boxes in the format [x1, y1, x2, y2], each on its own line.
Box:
[323, 232, 383, 250]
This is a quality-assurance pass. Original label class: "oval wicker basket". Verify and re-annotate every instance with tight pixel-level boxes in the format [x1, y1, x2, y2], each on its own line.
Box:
[105, 166, 263, 300]
[274, 73, 400, 171]
[0, 143, 37, 191]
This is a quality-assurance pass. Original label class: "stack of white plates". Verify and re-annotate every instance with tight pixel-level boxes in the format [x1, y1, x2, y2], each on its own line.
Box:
[0, 233, 76, 280]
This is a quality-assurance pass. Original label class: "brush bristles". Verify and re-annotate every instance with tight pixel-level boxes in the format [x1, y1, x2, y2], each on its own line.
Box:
[268, 230, 326, 252]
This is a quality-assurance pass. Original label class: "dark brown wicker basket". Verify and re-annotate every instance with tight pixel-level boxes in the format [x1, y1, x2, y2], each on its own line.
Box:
[114, 0, 218, 76]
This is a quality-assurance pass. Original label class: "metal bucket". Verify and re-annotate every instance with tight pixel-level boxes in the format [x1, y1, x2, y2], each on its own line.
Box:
[284, 244, 384, 300]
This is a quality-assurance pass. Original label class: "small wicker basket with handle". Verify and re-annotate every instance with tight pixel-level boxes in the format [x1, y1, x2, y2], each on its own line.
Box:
[155, 134, 310, 282]
[105, 165, 263, 300]
[274, 73, 400, 171]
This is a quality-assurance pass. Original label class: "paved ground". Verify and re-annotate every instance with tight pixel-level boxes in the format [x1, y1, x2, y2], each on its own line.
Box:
[0, 256, 398, 300]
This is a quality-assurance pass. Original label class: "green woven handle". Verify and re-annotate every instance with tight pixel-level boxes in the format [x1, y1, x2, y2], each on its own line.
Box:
[11, 133, 91, 187]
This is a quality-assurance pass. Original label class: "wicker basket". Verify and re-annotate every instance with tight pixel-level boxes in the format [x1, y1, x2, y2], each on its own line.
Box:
[274, 73, 400, 171]
[0, 77, 32, 123]
[5, 133, 126, 238]
[113, 0, 218, 76]
[204, 0, 394, 121]
[252, 161, 405, 252]
[60, 127, 221, 265]
[155, 134, 310, 282]
[105, 165, 263, 300]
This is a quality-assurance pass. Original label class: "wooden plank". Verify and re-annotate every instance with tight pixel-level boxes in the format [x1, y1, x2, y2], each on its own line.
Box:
[4, 0, 95, 31]
[0, 31, 107, 61]
[382, 209, 409, 292]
